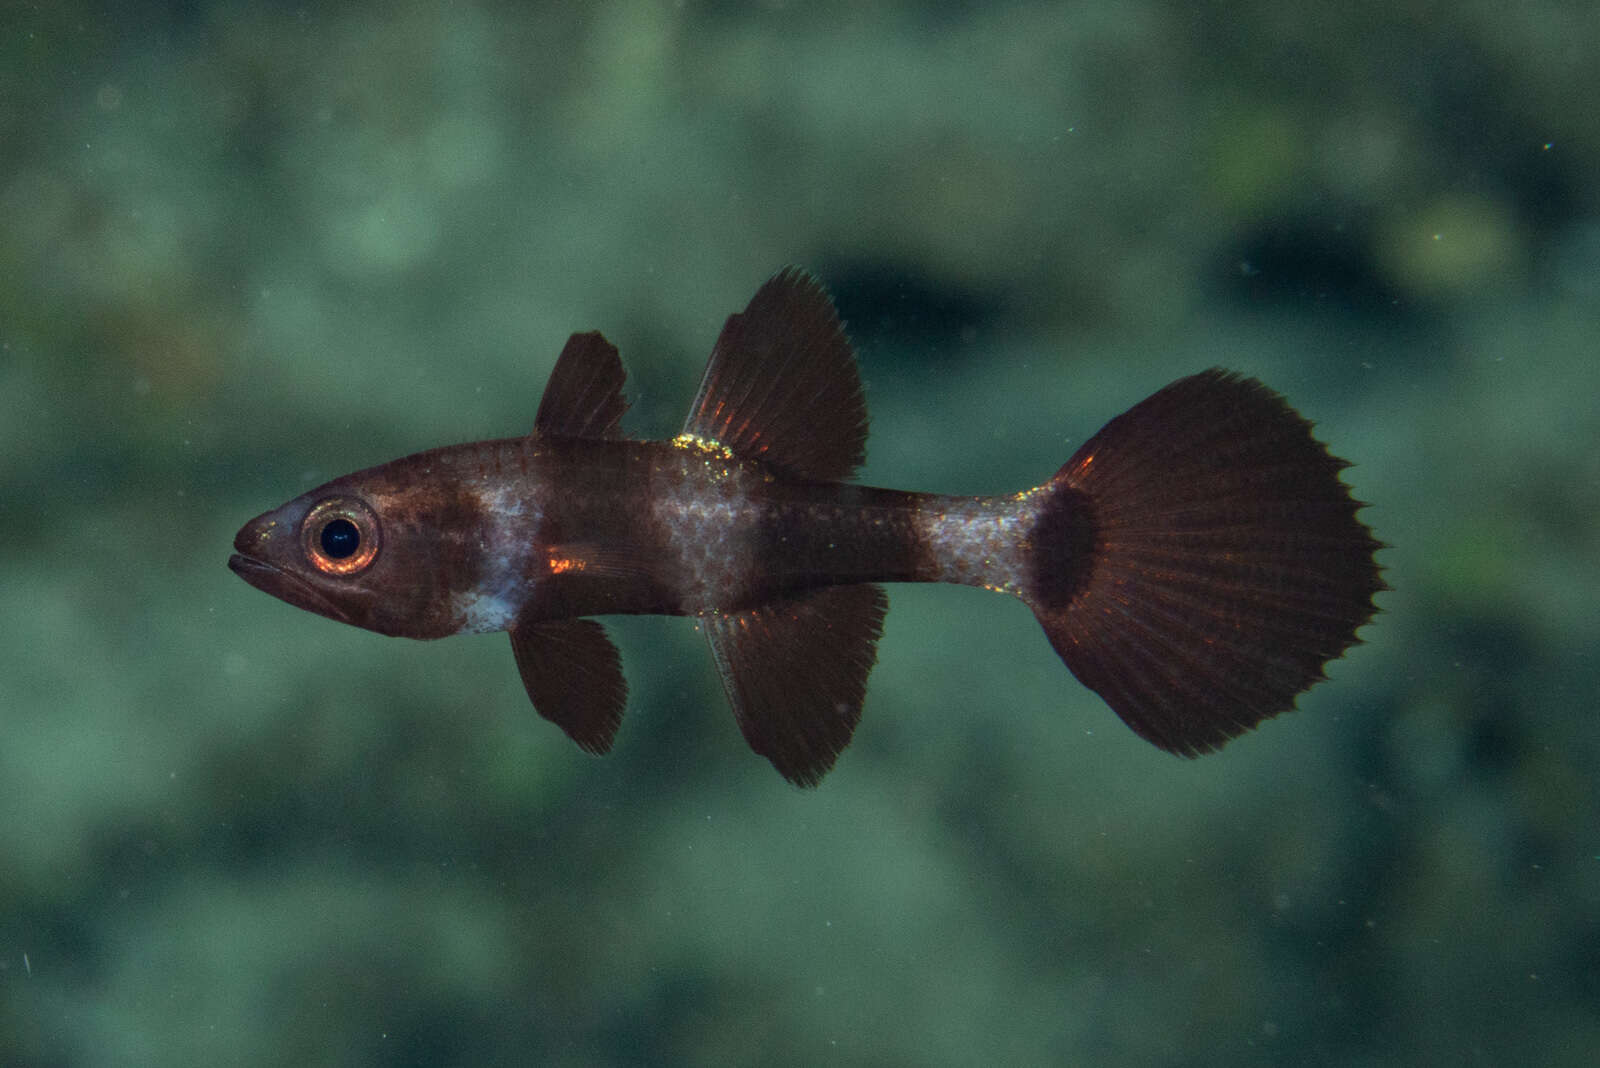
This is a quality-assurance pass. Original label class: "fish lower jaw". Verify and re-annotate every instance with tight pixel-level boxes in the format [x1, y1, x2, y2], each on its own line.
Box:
[227, 553, 353, 625]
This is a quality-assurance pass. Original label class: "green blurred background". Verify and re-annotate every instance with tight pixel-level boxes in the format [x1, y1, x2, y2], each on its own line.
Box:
[4, 1, 1598, 1064]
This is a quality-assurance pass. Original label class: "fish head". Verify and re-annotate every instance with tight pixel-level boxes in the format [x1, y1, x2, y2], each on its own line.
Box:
[228, 457, 486, 639]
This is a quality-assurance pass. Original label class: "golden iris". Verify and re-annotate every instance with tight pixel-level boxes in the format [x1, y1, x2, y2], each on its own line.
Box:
[302, 497, 380, 576]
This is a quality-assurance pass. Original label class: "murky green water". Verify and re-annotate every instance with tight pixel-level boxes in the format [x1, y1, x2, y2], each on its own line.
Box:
[4, 3, 1597, 1064]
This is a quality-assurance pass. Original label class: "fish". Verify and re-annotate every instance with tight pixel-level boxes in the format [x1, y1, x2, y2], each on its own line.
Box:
[229, 267, 1384, 786]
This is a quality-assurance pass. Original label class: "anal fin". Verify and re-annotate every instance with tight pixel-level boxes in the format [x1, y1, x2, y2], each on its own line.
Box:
[510, 617, 627, 755]
[702, 584, 887, 786]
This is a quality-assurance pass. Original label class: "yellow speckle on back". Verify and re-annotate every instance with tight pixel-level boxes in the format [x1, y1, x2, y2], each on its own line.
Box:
[672, 433, 735, 461]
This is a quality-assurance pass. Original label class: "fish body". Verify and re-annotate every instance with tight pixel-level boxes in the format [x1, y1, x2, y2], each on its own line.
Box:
[231, 268, 1383, 785]
[240, 436, 1035, 629]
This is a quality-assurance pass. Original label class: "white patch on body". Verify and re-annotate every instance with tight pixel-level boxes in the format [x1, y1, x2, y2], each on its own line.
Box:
[914, 494, 1037, 594]
[651, 450, 759, 612]
[453, 587, 522, 634]
[451, 478, 540, 633]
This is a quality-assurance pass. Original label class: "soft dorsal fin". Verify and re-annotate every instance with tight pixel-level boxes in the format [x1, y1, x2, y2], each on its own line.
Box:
[682, 268, 868, 481]
[534, 331, 630, 439]
[702, 583, 887, 786]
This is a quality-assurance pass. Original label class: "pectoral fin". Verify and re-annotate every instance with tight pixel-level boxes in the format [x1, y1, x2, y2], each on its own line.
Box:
[702, 584, 887, 787]
[510, 617, 627, 755]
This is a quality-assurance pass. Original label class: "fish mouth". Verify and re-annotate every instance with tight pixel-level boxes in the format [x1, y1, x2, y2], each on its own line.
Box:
[228, 552, 353, 625]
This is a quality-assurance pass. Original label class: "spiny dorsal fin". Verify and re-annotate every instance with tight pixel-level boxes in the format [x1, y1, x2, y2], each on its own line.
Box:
[682, 268, 868, 481]
[702, 583, 887, 786]
[510, 617, 627, 755]
[534, 331, 630, 439]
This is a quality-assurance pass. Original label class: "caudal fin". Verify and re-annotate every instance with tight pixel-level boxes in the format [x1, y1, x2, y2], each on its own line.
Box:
[1026, 369, 1384, 755]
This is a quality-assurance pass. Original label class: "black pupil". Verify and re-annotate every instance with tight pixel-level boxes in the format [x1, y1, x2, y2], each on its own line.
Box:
[320, 517, 361, 559]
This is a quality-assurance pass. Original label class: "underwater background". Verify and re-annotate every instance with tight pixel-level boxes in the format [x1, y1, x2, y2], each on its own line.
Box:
[4, 2, 1598, 1064]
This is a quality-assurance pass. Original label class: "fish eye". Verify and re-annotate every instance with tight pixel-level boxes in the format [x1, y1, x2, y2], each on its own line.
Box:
[320, 518, 360, 558]
[302, 497, 380, 576]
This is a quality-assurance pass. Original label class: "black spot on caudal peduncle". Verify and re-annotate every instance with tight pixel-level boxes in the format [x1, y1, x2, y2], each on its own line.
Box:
[1027, 485, 1097, 610]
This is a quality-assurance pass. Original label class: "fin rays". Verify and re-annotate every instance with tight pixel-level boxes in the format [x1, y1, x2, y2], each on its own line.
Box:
[683, 267, 868, 481]
[510, 617, 628, 755]
[702, 584, 887, 787]
[1029, 369, 1384, 756]
[535, 331, 629, 440]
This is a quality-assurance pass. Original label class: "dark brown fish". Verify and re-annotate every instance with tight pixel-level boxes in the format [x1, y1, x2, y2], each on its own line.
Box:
[229, 268, 1383, 785]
